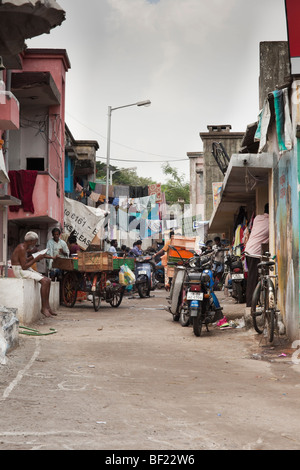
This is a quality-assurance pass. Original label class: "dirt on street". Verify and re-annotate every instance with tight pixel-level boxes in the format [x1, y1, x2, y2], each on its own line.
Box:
[1, 289, 300, 451]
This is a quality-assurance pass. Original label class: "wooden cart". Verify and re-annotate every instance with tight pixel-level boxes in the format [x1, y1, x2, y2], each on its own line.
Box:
[54, 252, 128, 311]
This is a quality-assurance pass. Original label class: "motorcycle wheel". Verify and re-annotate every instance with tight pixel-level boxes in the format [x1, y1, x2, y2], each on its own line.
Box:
[192, 304, 203, 337]
[137, 281, 150, 298]
[170, 269, 185, 315]
[179, 305, 190, 327]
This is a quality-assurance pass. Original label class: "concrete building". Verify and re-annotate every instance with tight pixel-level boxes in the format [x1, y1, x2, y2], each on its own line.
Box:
[188, 126, 244, 236]
[200, 125, 244, 224]
[5, 49, 71, 263]
[209, 39, 300, 341]
[0, 48, 70, 323]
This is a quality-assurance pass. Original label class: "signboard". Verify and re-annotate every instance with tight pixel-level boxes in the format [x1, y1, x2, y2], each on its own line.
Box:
[285, 0, 300, 74]
[64, 197, 107, 250]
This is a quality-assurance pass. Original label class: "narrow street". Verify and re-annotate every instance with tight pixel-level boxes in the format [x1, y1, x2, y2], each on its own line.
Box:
[1, 289, 300, 451]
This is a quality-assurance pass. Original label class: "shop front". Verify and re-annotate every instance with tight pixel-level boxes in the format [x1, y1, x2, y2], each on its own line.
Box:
[209, 152, 274, 248]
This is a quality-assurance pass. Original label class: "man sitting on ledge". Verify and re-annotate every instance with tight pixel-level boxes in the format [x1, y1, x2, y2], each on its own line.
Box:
[11, 231, 57, 318]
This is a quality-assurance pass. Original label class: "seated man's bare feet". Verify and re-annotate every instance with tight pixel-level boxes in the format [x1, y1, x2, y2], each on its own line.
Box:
[41, 309, 52, 318]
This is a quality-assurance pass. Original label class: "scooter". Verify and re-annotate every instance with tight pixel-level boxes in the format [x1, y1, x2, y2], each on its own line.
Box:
[224, 252, 246, 303]
[179, 253, 223, 336]
[134, 255, 158, 298]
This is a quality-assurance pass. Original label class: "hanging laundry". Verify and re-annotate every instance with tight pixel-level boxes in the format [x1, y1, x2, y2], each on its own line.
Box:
[75, 182, 83, 192]
[148, 183, 162, 202]
[119, 196, 128, 210]
[129, 185, 148, 198]
[114, 185, 129, 197]
[255, 98, 271, 153]
[272, 90, 289, 153]
[89, 191, 100, 203]
[98, 194, 106, 204]
[147, 219, 161, 235]
[8, 170, 38, 213]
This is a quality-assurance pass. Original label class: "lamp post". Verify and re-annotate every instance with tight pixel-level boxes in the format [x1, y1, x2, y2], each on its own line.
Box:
[105, 100, 151, 210]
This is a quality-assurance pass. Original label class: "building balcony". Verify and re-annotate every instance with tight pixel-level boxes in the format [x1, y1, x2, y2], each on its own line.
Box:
[7, 171, 63, 225]
[0, 91, 20, 130]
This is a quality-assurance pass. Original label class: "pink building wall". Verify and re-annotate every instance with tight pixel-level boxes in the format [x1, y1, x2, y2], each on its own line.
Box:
[8, 49, 70, 227]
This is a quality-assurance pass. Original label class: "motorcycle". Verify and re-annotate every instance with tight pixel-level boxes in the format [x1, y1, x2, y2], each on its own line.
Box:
[167, 246, 223, 335]
[178, 253, 223, 336]
[224, 252, 246, 303]
[134, 255, 158, 298]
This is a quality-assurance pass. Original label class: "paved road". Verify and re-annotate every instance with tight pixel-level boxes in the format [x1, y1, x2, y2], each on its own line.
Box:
[1, 289, 300, 451]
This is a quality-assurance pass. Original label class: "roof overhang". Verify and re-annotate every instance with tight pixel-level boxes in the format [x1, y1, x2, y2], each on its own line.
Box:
[209, 153, 274, 233]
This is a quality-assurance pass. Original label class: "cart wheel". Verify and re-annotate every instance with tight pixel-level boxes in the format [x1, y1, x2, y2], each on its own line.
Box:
[110, 286, 125, 308]
[62, 272, 78, 307]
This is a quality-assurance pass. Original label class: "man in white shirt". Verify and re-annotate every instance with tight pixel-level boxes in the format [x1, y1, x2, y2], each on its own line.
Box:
[46, 228, 69, 280]
[245, 203, 269, 307]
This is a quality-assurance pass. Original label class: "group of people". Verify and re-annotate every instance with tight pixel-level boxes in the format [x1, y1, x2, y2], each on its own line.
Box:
[46, 228, 81, 281]
[10, 228, 82, 318]
[10, 202, 269, 320]
[108, 239, 143, 258]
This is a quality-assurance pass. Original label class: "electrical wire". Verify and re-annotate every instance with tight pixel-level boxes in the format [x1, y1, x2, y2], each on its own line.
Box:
[96, 156, 188, 163]
[66, 111, 186, 161]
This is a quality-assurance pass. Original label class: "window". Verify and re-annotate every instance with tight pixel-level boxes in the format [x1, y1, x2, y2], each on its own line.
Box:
[26, 158, 45, 171]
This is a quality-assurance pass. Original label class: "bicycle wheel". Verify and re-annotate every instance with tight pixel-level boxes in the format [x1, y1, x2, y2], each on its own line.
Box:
[212, 142, 230, 176]
[265, 278, 276, 343]
[92, 291, 101, 311]
[251, 282, 266, 334]
[110, 286, 125, 308]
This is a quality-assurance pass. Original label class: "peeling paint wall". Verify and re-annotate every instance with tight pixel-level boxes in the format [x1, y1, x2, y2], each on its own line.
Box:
[274, 149, 299, 340]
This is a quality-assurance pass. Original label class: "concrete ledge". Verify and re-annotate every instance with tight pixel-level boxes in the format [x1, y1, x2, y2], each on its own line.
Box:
[0, 306, 19, 364]
[0, 278, 59, 325]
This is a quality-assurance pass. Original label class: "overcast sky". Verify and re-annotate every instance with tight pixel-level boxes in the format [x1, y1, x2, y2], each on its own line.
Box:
[28, 0, 288, 183]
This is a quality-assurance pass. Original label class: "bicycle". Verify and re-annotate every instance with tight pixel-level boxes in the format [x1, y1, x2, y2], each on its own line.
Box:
[250, 252, 280, 343]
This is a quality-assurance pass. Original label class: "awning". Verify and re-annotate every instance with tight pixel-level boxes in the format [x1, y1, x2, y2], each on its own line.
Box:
[209, 153, 274, 233]
[0, 0, 65, 66]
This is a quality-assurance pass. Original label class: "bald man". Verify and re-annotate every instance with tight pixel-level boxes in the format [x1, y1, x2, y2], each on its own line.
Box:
[11, 231, 57, 318]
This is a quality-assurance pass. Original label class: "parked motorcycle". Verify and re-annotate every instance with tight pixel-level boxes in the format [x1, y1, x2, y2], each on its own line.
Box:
[167, 246, 223, 335]
[178, 253, 223, 336]
[224, 252, 246, 303]
[134, 255, 159, 298]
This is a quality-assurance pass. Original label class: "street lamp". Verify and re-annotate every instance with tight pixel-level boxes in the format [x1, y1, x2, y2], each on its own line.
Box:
[105, 100, 151, 210]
